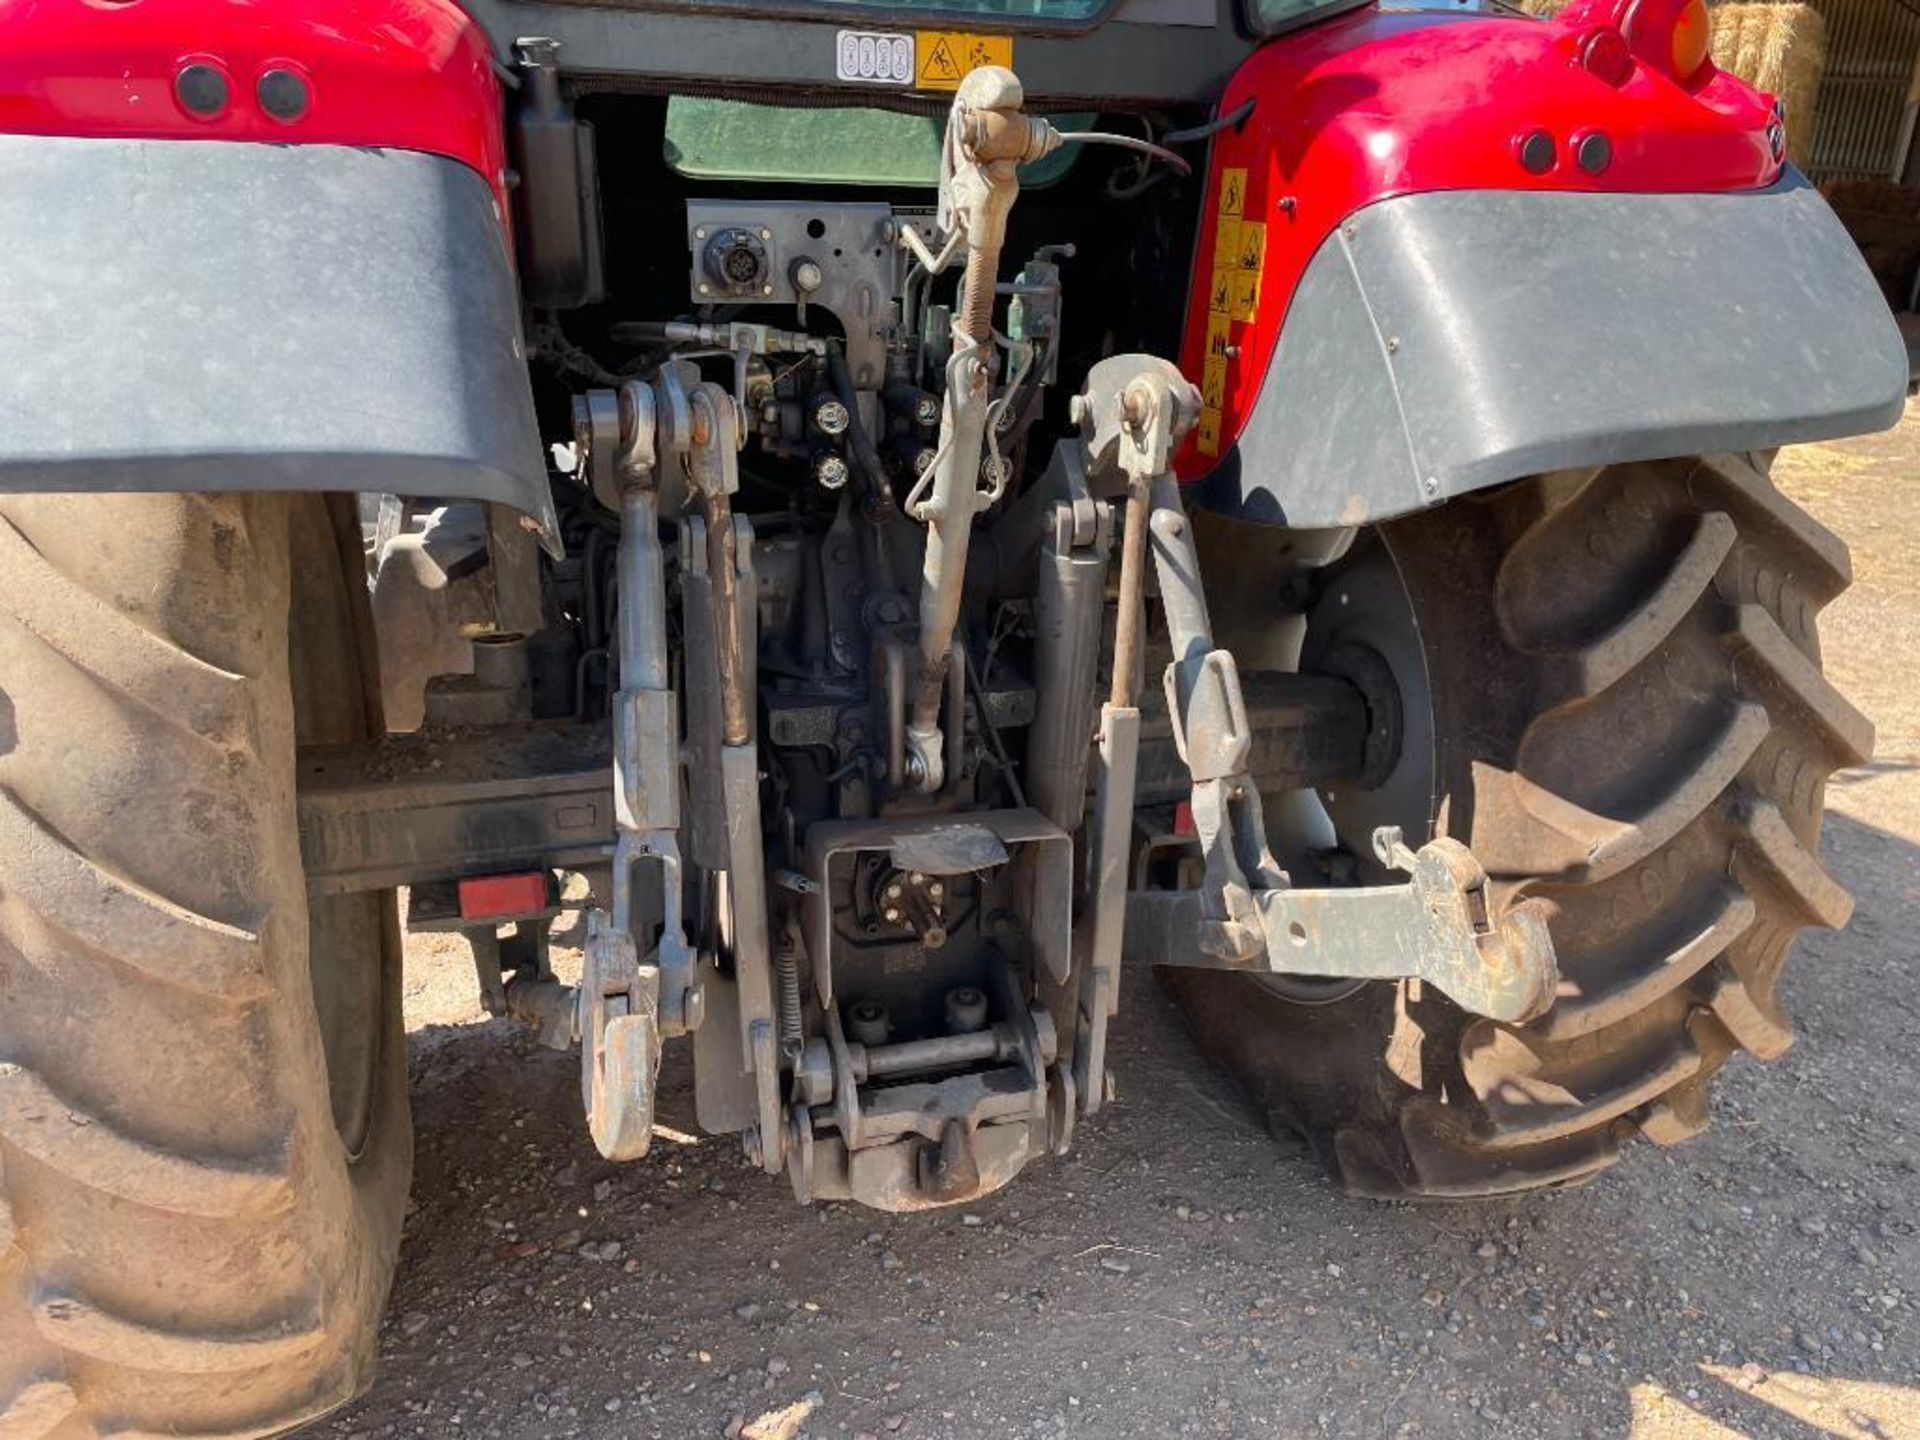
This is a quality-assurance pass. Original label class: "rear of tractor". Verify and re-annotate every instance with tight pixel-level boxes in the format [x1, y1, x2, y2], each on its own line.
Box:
[0, 0, 1904, 1432]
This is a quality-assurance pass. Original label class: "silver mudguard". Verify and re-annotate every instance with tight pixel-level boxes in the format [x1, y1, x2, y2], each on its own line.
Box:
[1198, 171, 1907, 528]
[0, 134, 555, 545]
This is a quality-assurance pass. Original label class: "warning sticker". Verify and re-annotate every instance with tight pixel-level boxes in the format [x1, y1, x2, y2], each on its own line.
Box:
[1235, 220, 1266, 275]
[1207, 269, 1232, 317]
[1201, 355, 1228, 411]
[1230, 271, 1260, 324]
[1196, 408, 1222, 458]
[914, 31, 1013, 90]
[1213, 213, 1240, 274]
[1219, 167, 1247, 219]
[1192, 163, 1262, 463]
[835, 30, 916, 85]
[1204, 313, 1232, 363]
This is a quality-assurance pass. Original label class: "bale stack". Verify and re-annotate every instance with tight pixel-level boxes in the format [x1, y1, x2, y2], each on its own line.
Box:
[1708, 4, 1827, 166]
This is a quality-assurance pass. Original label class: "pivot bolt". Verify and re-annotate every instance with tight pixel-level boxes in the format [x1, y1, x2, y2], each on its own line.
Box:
[810, 396, 851, 437]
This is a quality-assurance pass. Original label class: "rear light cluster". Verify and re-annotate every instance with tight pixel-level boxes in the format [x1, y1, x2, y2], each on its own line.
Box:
[1562, 0, 1716, 89]
[1531, 0, 1732, 179]
[173, 58, 311, 124]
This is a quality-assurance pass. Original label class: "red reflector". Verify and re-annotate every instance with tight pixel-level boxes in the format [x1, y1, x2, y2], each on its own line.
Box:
[458, 872, 551, 921]
[1579, 26, 1634, 87]
[1173, 801, 1197, 837]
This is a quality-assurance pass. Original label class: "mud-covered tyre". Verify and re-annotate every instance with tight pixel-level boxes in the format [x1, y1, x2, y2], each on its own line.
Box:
[0, 493, 409, 1436]
[1165, 453, 1870, 1198]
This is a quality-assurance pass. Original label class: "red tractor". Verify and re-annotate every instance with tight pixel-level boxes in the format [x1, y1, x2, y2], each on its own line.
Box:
[0, 0, 1902, 1432]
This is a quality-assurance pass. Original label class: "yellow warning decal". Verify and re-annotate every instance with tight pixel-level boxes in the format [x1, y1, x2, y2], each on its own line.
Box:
[1207, 269, 1232, 317]
[1219, 167, 1247, 219]
[1196, 408, 1222, 458]
[1201, 355, 1228, 412]
[1194, 166, 1258, 462]
[1204, 313, 1232, 366]
[915, 31, 1013, 90]
[1213, 212, 1240, 274]
[1230, 270, 1260, 324]
[1235, 220, 1266, 275]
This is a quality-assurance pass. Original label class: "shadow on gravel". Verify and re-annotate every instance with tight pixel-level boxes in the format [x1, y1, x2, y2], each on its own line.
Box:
[340, 808, 1918, 1440]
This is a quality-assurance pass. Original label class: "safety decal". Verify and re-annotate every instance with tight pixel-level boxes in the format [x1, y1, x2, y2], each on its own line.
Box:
[1195, 409, 1222, 458]
[1201, 356, 1228, 412]
[1204, 314, 1232, 363]
[914, 31, 1014, 90]
[1196, 168, 1255, 457]
[835, 31, 916, 85]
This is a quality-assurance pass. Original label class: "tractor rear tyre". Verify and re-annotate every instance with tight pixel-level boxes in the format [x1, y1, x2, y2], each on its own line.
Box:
[1164, 453, 1870, 1197]
[0, 493, 410, 1436]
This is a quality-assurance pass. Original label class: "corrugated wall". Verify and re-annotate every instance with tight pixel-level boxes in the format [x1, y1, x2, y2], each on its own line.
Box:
[1805, 0, 1920, 181]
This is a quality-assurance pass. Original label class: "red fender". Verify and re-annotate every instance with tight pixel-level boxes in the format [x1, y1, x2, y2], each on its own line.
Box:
[1176, 2, 1783, 479]
[0, 0, 505, 202]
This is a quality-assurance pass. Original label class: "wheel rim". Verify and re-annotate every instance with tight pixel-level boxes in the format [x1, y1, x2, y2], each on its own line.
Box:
[1257, 532, 1436, 1005]
[290, 493, 393, 1163]
[307, 892, 389, 1159]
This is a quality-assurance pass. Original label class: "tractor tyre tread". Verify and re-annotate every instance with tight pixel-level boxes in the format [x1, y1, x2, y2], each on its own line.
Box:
[0, 493, 408, 1439]
[1165, 452, 1864, 1199]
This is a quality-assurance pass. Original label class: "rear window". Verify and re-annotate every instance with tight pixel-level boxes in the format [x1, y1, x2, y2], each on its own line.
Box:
[665, 97, 1089, 187]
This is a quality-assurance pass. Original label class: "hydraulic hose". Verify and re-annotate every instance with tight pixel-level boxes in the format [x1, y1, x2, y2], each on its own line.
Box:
[1051, 131, 1192, 178]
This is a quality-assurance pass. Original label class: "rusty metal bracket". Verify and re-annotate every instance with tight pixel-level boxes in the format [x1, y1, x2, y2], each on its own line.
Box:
[1125, 826, 1557, 1024]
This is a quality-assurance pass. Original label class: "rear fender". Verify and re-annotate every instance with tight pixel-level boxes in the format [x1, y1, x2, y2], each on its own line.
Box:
[0, 3, 555, 545]
[1195, 173, 1907, 528]
[1175, 4, 1901, 526]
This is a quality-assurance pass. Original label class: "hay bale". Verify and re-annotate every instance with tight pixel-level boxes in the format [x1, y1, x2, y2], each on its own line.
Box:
[1709, 4, 1827, 166]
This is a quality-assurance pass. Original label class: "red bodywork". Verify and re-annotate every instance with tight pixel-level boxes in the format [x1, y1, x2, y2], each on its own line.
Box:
[1176, 1, 1783, 479]
[0, 0, 504, 199]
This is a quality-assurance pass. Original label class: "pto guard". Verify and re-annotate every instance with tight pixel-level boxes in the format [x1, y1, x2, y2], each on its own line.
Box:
[0, 134, 556, 548]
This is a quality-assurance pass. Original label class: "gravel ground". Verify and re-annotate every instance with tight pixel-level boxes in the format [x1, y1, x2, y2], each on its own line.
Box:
[330, 416, 1920, 1440]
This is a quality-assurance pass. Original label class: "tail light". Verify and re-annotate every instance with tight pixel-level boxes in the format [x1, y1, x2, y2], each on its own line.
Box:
[1622, 0, 1715, 84]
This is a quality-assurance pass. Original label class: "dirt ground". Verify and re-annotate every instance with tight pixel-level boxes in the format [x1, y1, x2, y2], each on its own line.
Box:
[330, 416, 1920, 1440]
